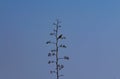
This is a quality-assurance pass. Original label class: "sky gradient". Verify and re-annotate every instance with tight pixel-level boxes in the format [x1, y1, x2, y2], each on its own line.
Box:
[1, 0, 120, 79]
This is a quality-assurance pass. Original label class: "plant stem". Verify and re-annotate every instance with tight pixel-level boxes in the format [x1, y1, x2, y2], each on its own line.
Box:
[56, 20, 59, 79]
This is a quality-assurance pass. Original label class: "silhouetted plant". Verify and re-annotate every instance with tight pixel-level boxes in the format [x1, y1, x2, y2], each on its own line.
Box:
[46, 19, 69, 79]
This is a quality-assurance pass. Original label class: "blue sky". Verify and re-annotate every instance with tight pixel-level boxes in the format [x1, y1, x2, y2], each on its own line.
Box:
[1, 0, 120, 79]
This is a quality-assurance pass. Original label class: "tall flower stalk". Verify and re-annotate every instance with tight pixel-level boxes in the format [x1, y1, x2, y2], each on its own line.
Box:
[46, 19, 69, 79]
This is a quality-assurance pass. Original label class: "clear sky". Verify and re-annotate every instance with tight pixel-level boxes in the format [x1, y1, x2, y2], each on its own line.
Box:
[1, 0, 120, 79]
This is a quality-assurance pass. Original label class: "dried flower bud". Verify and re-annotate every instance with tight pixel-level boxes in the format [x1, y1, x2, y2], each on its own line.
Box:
[48, 53, 51, 57]
[46, 41, 51, 44]
[52, 53, 55, 56]
[48, 61, 51, 64]
[64, 56, 69, 60]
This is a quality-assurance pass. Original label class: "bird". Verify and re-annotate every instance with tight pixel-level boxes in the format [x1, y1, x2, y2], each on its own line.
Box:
[57, 34, 62, 39]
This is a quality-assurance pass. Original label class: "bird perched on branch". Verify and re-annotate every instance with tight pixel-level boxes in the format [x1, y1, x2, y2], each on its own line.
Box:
[57, 34, 62, 40]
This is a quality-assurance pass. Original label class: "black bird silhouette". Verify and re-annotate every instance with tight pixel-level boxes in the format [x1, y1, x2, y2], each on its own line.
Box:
[57, 34, 62, 39]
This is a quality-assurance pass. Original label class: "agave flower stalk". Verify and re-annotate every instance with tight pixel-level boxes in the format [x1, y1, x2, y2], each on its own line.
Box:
[46, 19, 69, 79]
